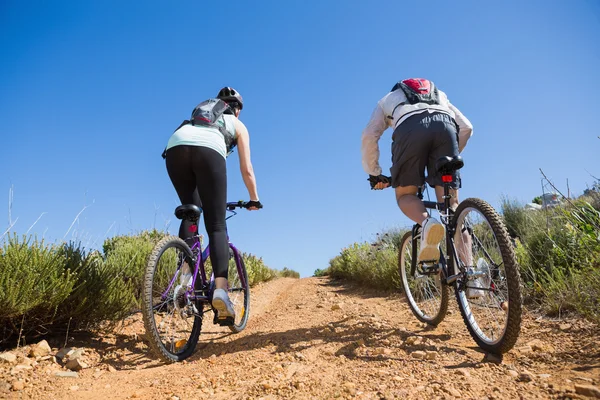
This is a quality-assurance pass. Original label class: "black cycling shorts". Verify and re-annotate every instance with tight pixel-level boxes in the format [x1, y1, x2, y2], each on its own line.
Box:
[390, 111, 461, 189]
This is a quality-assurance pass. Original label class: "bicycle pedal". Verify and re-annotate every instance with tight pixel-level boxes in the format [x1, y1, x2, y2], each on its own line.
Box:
[216, 316, 235, 327]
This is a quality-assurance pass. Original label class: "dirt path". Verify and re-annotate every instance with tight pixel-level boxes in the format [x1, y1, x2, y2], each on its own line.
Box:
[1, 277, 599, 400]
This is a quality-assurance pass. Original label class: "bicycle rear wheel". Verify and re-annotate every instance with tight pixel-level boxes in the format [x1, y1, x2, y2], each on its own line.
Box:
[142, 235, 202, 362]
[399, 230, 449, 326]
[452, 198, 522, 354]
[227, 247, 250, 333]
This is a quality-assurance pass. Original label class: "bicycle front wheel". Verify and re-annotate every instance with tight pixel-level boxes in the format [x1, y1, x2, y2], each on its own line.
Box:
[227, 246, 250, 333]
[142, 235, 202, 362]
[399, 230, 449, 326]
[453, 198, 522, 354]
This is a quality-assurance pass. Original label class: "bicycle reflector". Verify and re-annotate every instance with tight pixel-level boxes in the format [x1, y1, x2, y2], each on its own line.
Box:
[189, 224, 198, 233]
[442, 175, 453, 183]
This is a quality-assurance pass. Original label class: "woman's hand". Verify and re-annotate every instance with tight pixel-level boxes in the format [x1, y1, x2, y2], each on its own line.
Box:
[245, 200, 262, 210]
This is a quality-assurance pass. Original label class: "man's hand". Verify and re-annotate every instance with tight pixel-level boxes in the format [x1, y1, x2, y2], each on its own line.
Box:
[368, 175, 391, 190]
[245, 200, 263, 211]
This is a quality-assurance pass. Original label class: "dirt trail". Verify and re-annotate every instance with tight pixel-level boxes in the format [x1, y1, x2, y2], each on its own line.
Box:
[1, 277, 599, 400]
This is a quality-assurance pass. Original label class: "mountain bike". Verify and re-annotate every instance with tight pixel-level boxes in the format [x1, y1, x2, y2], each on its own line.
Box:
[397, 156, 522, 354]
[141, 201, 254, 362]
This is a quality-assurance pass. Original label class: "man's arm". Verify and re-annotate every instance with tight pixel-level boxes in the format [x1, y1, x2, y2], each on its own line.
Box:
[361, 102, 388, 176]
[447, 102, 473, 153]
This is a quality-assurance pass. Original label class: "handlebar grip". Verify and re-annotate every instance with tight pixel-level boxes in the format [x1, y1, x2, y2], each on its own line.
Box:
[227, 201, 250, 210]
[245, 200, 262, 209]
[227, 200, 262, 209]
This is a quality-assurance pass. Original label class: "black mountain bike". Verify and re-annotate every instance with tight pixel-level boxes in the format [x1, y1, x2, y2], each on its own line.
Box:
[398, 156, 522, 354]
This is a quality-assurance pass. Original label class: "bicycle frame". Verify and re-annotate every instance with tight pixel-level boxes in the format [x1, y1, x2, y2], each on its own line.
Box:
[160, 206, 247, 306]
[411, 180, 465, 286]
[413, 179, 501, 291]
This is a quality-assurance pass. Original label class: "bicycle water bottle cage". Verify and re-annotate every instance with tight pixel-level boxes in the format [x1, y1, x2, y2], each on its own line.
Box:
[436, 156, 464, 175]
[174, 204, 202, 222]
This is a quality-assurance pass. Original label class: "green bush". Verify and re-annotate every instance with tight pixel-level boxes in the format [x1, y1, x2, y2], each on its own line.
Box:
[0, 229, 296, 346]
[211, 251, 297, 285]
[101, 230, 168, 308]
[502, 197, 600, 321]
[532, 265, 600, 319]
[327, 196, 600, 323]
[243, 253, 278, 286]
[501, 196, 547, 240]
[0, 235, 77, 339]
[279, 267, 300, 279]
[328, 228, 407, 291]
[56, 243, 137, 329]
[313, 268, 329, 277]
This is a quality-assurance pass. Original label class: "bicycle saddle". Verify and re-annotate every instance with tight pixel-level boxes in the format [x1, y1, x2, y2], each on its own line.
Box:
[436, 156, 464, 175]
[174, 204, 202, 221]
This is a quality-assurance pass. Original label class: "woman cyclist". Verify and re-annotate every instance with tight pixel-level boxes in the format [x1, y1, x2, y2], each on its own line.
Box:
[163, 87, 262, 322]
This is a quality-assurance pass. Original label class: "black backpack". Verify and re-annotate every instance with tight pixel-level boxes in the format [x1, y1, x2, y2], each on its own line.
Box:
[162, 98, 237, 159]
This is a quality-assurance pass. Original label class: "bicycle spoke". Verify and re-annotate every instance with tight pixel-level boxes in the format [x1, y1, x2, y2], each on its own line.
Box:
[224, 248, 250, 333]
[400, 231, 448, 325]
[454, 204, 515, 347]
[143, 239, 200, 360]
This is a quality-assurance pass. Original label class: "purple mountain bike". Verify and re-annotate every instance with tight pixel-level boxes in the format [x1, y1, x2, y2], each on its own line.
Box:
[141, 201, 252, 362]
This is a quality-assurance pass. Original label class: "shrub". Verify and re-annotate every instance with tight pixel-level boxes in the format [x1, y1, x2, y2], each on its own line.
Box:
[209, 251, 296, 285]
[327, 196, 600, 323]
[501, 197, 600, 321]
[101, 230, 168, 308]
[0, 235, 77, 340]
[243, 253, 278, 286]
[0, 229, 296, 346]
[279, 267, 300, 279]
[313, 268, 329, 277]
[56, 243, 136, 329]
[533, 266, 600, 319]
[327, 228, 407, 291]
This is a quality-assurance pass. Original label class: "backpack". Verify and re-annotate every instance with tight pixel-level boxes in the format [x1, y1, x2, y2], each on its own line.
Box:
[392, 78, 440, 106]
[161, 98, 237, 159]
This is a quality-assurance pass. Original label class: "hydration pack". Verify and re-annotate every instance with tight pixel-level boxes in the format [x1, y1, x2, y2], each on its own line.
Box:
[162, 98, 237, 159]
[391, 78, 440, 106]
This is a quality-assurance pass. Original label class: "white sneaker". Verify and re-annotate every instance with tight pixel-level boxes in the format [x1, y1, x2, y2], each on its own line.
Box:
[212, 288, 236, 320]
[418, 217, 445, 262]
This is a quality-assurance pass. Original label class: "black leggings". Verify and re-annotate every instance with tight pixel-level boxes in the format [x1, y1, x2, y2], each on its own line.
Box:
[165, 145, 229, 279]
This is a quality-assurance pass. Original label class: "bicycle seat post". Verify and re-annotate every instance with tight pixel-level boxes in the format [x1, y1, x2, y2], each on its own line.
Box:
[443, 181, 451, 211]
[417, 185, 424, 200]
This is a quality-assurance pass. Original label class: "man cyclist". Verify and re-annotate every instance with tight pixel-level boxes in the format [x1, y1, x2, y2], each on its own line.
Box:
[163, 87, 262, 322]
[361, 78, 473, 262]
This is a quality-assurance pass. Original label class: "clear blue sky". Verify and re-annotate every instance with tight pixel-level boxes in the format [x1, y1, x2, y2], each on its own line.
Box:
[1, 0, 599, 277]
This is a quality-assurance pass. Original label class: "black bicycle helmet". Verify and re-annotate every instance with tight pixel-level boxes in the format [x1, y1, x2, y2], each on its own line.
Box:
[217, 87, 244, 110]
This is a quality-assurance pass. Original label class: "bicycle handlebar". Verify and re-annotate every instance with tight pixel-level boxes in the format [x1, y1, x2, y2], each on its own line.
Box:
[227, 201, 247, 210]
[226, 201, 262, 211]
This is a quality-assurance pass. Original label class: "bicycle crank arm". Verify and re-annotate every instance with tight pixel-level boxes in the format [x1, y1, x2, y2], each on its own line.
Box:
[467, 270, 488, 279]
[445, 273, 461, 285]
[464, 285, 495, 292]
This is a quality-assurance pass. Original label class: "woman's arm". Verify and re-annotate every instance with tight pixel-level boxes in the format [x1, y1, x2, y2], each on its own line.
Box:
[234, 118, 259, 201]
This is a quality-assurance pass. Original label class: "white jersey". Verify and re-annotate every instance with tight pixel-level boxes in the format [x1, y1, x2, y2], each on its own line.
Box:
[361, 87, 473, 176]
[166, 114, 237, 159]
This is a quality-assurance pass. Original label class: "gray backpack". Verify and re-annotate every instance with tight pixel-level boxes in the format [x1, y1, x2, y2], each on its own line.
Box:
[162, 98, 237, 158]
